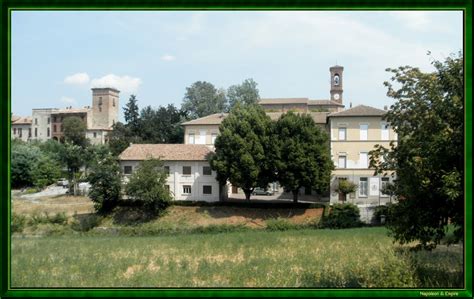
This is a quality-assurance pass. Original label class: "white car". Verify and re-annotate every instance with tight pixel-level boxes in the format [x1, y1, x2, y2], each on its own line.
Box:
[57, 178, 69, 187]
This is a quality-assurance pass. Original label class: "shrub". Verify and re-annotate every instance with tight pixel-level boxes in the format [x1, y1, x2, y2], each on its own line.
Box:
[49, 212, 68, 225]
[372, 204, 392, 225]
[71, 214, 103, 232]
[29, 212, 50, 225]
[265, 218, 297, 231]
[322, 203, 362, 229]
[11, 213, 27, 233]
[335, 180, 358, 202]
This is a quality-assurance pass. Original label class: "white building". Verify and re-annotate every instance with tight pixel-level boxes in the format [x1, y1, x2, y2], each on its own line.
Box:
[119, 144, 221, 202]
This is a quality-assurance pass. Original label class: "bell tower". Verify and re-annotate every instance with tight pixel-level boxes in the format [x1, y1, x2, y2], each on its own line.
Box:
[330, 65, 343, 104]
[91, 88, 120, 129]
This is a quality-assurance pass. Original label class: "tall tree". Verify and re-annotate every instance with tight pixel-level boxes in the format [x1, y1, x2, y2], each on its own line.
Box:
[210, 104, 277, 201]
[123, 94, 140, 135]
[62, 116, 88, 147]
[227, 78, 260, 110]
[369, 51, 464, 250]
[11, 140, 42, 188]
[182, 81, 227, 119]
[88, 153, 122, 214]
[108, 122, 141, 157]
[274, 112, 334, 203]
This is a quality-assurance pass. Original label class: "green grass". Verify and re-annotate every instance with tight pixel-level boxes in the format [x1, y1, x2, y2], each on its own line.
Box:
[11, 227, 463, 288]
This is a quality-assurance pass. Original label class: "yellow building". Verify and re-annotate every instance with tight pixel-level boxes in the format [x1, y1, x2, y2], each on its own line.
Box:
[328, 105, 397, 204]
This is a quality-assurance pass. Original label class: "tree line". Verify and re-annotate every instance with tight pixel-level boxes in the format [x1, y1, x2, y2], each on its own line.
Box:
[108, 79, 261, 156]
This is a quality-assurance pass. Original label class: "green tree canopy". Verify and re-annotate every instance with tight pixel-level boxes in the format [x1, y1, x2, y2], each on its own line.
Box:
[227, 78, 260, 110]
[210, 104, 277, 200]
[31, 155, 62, 189]
[11, 140, 42, 188]
[123, 94, 140, 135]
[369, 51, 464, 250]
[62, 116, 88, 147]
[274, 112, 334, 203]
[88, 153, 122, 214]
[182, 81, 227, 119]
[125, 158, 172, 213]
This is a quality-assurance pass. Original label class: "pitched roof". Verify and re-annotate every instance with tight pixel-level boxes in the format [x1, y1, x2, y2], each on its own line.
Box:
[12, 116, 32, 125]
[181, 113, 228, 125]
[328, 105, 386, 117]
[308, 99, 344, 107]
[119, 144, 214, 161]
[259, 98, 308, 105]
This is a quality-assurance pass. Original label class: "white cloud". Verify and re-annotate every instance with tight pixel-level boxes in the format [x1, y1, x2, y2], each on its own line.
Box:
[64, 72, 90, 85]
[59, 96, 77, 105]
[161, 54, 176, 61]
[90, 74, 142, 93]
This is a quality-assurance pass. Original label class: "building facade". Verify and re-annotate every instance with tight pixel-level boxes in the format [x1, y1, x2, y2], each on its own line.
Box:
[119, 144, 221, 202]
[11, 88, 119, 145]
[11, 115, 32, 142]
[328, 105, 396, 204]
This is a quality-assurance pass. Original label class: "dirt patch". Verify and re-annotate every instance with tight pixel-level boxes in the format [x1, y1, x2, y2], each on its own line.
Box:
[12, 195, 94, 216]
[159, 206, 324, 228]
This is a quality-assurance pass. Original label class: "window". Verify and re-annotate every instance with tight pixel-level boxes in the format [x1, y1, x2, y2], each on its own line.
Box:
[53, 116, 57, 122]
[13, 128, 16, 135]
[93, 132, 97, 138]
[338, 155, 346, 168]
[164, 166, 170, 175]
[359, 152, 368, 168]
[338, 127, 346, 140]
[53, 125, 57, 133]
[381, 177, 390, 197]
[203, 185, 212, 195]
[359, 178, 368, 197]
[60, 125, 63, 132]
[360, 124, 368, 140]
[182, 166, 191, 175]
[18, 128, 22, 137]
[35, 118, 38, 125]
[34, 128, 37, 137]
[123, 166, 133, 175]
[29, 128, 32, 138]
[203, 166, 212, 176]
[183, 185, 192, 194]
[165, 185, 170, 192]
[381, 123, 389, 140]
[188, 133, 195, 144]
[47, 117, 50, 124]
[211, 133, 217, 144]
[98, 98, 102, 112]
[47, 128, 50, 137]
[113, 98, 116, 107]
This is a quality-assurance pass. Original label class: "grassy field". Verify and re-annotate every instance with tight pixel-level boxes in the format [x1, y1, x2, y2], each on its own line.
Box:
[11, 227, 463, 288]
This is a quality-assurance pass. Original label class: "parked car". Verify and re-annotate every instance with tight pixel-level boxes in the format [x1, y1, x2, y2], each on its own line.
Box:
[57, 178, 69, 188]
[252, 187, 274, 196]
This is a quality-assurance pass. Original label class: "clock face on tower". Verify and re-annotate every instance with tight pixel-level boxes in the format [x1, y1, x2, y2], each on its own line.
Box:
[334, 93, 340, 100]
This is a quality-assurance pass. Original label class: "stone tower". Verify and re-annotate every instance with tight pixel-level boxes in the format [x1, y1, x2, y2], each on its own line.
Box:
[91, 88, 119, 129]
[330, 65, 343, 104]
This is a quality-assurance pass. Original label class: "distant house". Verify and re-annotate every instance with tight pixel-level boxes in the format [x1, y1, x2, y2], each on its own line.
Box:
[119, 144, 221, 202]
[12, 87, 120, 145]
[11, 115, 32, 142]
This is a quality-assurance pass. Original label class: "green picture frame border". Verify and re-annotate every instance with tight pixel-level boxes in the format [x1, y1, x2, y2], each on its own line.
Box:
[0, 0, 471, 297]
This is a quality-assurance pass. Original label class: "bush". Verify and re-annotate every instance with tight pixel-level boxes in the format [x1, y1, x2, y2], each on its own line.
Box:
[28, 212, 68, 226]
[265, 218, 298, 231]
[71, 214, 103, 232]
[11, 213, 27, 233]
[372, 204, 392, 225]
[322, 203, 362, 229]
[49, 212, 68, 225]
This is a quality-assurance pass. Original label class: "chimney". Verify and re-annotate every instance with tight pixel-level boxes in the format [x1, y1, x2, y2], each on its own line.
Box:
[384, 105, 388, 111]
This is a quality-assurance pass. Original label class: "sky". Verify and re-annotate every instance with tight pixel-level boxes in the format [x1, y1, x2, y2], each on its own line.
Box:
[11, 10, 463, 122]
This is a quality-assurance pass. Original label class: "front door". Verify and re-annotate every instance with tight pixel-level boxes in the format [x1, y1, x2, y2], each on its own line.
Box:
[232, 186, 238, 194]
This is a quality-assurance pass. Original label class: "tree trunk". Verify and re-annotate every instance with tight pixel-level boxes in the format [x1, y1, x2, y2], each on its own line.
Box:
[292, 189, 299, 203]
[243, 189, 252, 201]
